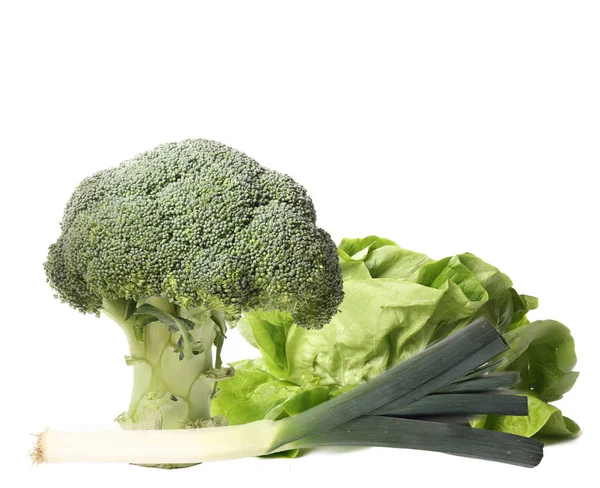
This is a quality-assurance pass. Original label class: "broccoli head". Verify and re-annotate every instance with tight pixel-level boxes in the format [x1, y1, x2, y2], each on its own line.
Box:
[45, 139, 343, 328]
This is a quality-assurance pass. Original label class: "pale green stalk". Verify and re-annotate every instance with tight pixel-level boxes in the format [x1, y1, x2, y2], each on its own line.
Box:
[101, 297, 230, 430]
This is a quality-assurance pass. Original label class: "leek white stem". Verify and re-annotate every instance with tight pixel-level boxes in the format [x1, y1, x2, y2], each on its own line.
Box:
[34, 421, 278, 464]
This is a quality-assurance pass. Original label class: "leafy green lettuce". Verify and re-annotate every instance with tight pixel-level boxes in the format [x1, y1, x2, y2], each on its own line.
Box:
[212, 236, 579, 439]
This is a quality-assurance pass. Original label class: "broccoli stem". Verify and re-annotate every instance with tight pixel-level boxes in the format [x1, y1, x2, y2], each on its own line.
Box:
[101, 298, 230, 431]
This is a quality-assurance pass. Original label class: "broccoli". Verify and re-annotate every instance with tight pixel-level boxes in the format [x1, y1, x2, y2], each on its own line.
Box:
[44, 139, 344, 432]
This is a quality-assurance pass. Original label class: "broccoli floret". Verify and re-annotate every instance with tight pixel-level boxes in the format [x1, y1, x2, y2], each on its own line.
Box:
[44, 139, 343, 440]
[45, 139, 343, 327]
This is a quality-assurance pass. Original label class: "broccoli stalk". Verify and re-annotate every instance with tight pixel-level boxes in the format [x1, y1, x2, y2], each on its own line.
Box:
[44, 139, 344, 438]
[102, 297, 232, 431]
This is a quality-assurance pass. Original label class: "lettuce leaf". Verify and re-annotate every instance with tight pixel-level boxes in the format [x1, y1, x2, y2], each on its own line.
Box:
[211, 358, 329, 425]
[214, 236, 578, 439]
[496, 319, 579, 402]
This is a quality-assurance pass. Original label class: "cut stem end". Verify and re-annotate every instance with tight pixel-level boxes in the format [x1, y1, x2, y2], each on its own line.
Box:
[31, 430, 48, 465]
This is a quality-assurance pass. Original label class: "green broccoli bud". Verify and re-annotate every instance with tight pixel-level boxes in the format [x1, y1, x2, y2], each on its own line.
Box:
[45, 139, 343, 328]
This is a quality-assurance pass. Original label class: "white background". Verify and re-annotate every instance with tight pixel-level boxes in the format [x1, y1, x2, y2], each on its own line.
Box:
[1, 1, 598, 487]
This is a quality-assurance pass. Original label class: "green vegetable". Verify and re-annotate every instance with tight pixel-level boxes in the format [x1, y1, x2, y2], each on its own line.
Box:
[289, 416, 542, 468]
[41, 140, 575, 469]
[215, 236, 578, 438]
[34, 319, 543, 467]
[213, 359, 330, 425]
[376, 392, 528, 418]
[44, 139, 344, 434]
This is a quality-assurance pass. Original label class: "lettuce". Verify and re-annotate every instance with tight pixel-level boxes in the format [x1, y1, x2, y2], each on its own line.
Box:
[212, 236, 579, 439]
